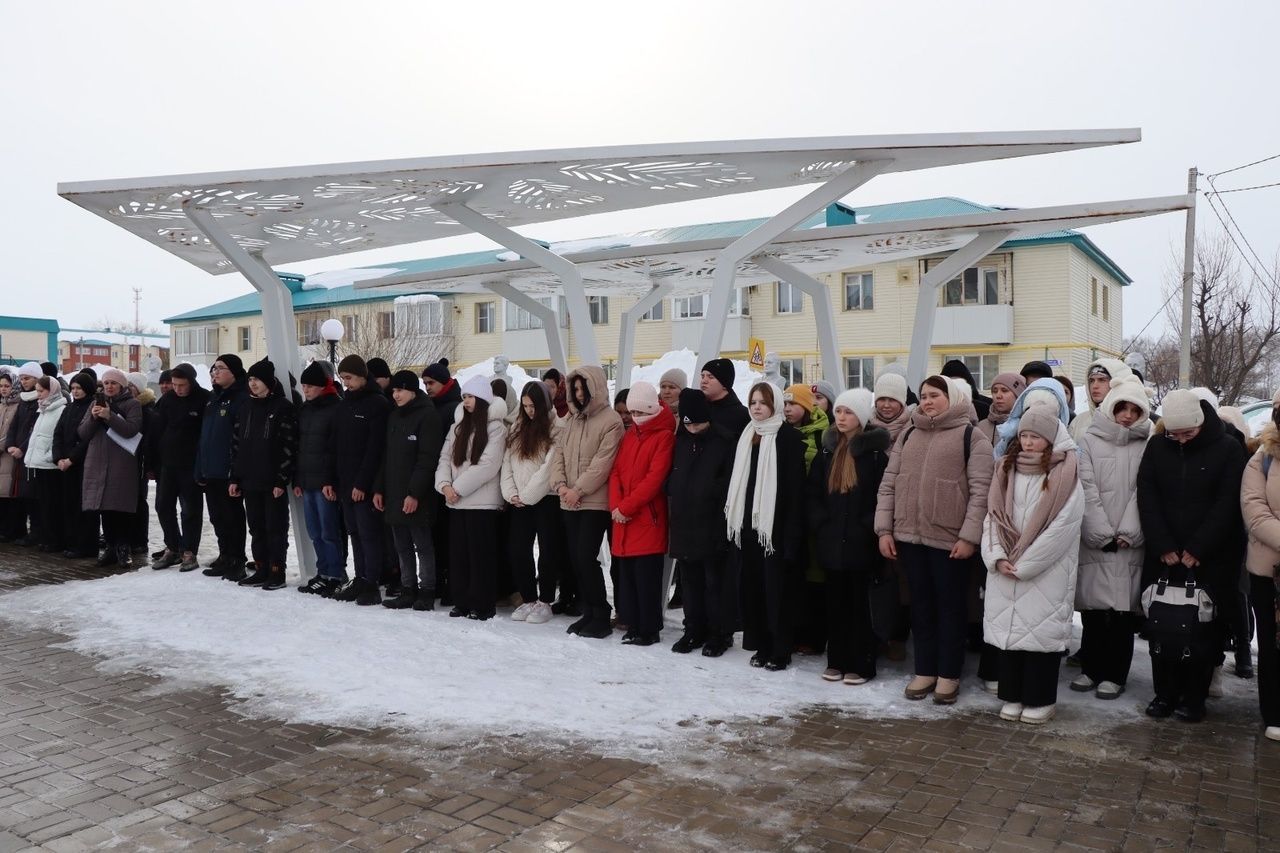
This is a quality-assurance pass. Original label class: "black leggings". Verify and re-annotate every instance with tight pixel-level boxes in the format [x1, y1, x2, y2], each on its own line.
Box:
[507, 495, 566, 604]
[563, 510, 611, 614]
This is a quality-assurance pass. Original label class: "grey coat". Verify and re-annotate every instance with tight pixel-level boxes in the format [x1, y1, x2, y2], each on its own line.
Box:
[78, 386, 143, 513]
[0, 396, 18, 498]
[1076, 412, 1149, 612]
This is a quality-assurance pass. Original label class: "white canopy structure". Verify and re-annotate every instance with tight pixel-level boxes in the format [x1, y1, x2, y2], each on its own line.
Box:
[57, 129, 1150, 577]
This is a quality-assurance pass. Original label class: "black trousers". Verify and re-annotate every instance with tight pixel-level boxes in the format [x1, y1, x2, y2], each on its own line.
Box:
[507, 495, 565, 604]
[244, 489, 289, 568]
[563, 509, 611, 615]
[1216, 573, 1252, 666]
[340, 494, 385, 585]
[899, 542, 969, 679]
[203, 479, 246, 564]
[1249, 574, 1280, 727]
[157, 465, 204, 553]
[132, 474, 150, 549]
[825, 571, 877, 678]
[33, 469, 64, 550]
[432, 510, 451, 600]
[60, 468, 96, 555]
[736, 536, 791, 664]
[614, 554, 664, 634]
[391, 524, 435, 590]
[997, 649, 1061, 707]
[100, 510, 131, 547]
[449, 509, 498, 616]
[681, 555, 732, 642]
[1079, 609, 1139, 686]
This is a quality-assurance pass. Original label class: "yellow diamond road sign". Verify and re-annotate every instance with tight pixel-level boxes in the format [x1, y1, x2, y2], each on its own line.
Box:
[748, 338, 766, 369]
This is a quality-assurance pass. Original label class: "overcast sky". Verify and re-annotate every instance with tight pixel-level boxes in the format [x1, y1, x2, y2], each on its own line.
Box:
[4, 1, 1277, 340]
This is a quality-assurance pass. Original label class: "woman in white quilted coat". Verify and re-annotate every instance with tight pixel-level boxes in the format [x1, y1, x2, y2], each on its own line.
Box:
[1072, 382, 1151, 700]
[982, 405, 1084, 725]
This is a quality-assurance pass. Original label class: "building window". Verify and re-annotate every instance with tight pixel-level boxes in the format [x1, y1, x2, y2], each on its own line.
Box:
[504, 296, 553, 331]
[843, 272, 874, 311]
[475, 301, 495, 334]
[943, 353, 1000, 391]
[237, 326, 251, 352]
[295, 311, 329, 345]
[341, 314, 358, 345]
[776, 282, 804, 314]
[778, 358, 804, 386]
[376, 311, 396, 339]
[1102, 284, 1110, 322]
[1091, 277, 1098, 316]
[640, 300, 663, 321]
[174, 325, 219, 357]
[942, 267, 1000, 306]
[587, 296, 609, 325]
[673, 294, 705, 320]
[844, 357, 876, 390]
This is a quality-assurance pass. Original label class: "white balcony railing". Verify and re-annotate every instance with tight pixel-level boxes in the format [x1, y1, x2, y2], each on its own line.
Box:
[931, 304, 1014, 346]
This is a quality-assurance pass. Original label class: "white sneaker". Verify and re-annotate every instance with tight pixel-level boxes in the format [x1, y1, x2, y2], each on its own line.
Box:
[510, 602, 534, 622]
[999, 702, 1024, 721]
[1095, 681, 1124, 700]
[1069, 674, 1096, 692]
[983, 680, 1000, 695]
[1209, 666, 1224, 698]
[1265, 726, 1280, 742]
[524, 601, 554, 624]
[1020, 704, 1056, 725]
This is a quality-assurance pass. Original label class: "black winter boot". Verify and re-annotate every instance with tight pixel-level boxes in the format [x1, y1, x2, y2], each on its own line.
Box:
[566, 609, 591, 635]
[579, 606, 613, 639]
[221, 561, 248, 582]
[95, 547, 118, 568]
[334, 578, 364, 602]
[413, 589, 435, 611]
[115, 544, 134, 570]
[238, 563, 269, 586]
[356, 583, 382, 606]
[383, 586, 418, 609]
[262, 565, 287, 591]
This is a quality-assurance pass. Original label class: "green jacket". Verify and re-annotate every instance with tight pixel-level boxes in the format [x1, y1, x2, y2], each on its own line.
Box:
[797, 407, 830, 474]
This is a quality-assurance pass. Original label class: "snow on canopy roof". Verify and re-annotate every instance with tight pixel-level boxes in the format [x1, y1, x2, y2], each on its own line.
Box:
[57, 130, 1138, 274]
[347, 195, 1188, 298]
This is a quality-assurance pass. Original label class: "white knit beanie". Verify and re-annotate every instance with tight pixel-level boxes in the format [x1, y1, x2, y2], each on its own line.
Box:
[460, 374, 494, 405]
[873, 372, 907, 405]
[17, 361, 42, 379]
[126, 372, 149, 393]
[1161, 389, 1205, 431]
[627, 381, 660, 415]
[833, 388, 875, 429]
[947, 377, 973, 406]
[1190, 387, 1220, 409]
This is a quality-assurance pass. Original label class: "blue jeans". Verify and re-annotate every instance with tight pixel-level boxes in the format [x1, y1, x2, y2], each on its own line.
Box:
[302, 489, 346, 580]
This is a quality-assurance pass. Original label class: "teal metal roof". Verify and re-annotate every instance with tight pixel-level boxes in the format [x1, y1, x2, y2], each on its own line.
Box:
[165, 196, 1134, 324]
[0, 316, 59, 334]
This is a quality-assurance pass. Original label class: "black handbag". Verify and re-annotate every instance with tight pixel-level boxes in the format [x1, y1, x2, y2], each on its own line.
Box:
[1141, 569, 1215, 659]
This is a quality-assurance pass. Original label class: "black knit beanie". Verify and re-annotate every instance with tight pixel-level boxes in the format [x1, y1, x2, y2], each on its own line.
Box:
[247, 358, 276, 386]
[217, 353, 247, 381]
[300, 361, 329, 387]
[390, 370, 421, 392]
[366, 357, 392, 380]
[337, 354, 367, 378]
[422, 360, 450, 384]
[700, 358, 735, 393]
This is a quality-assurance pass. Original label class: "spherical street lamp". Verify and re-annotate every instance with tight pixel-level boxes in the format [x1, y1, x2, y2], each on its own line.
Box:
[320, 318, 345, 369]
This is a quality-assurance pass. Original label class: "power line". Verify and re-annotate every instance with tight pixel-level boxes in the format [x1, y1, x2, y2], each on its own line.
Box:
[1204, 177, 1280, 292]
[1123, 285, 1180, 351]
[1201, 189, 1280, 300]
[1206, 152, 1280, 179]
[1205, 179, 1280, 195]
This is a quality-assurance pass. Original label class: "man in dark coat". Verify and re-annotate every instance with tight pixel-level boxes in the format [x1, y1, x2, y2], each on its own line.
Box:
[1137, 392, 1248, 722]
[151, 363, 210, 571]
[375, 371, 443, 610]
[667, 389, 735, 656]
[294, 361, 346, 596]
[332, 355, 391, 606]
[422, 358, 461, 602]
[195, 354, 249, 579]
[697, 358, 750, 631]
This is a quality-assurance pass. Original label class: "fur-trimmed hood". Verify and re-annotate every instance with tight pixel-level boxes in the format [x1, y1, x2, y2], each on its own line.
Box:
[453, 396, 508, 424]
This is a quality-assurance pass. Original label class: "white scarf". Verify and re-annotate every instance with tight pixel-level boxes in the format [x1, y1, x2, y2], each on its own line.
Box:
[725, 383, 784, 555]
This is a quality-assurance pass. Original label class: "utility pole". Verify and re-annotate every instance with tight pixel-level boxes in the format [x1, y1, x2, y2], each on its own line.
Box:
[1179, 167, 1197, 388]
[133, 287, 142, 372]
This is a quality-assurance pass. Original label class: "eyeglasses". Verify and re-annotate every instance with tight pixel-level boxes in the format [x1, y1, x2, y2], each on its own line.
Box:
[1166, 428, 1198, 441]
[210, 366, 227, 373]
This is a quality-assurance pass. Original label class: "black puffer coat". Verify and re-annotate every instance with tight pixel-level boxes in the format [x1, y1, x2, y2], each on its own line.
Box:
[195, 379, 247, 481]
[154, 385, 210, 474]
[806, 425, 891, 573]
[666, 422, 735, 560]
[430, 378, 462, 439]
[333, 384, 390, 493]
[229, 385, 297, 492]
[294, 390, 340, 491]
[52, 396, 93, 468]
[375, 392, 443, 526]
[707, 390, 750, 443]
[731, 423, 808, 562]
[1137, 401, 1247, 597]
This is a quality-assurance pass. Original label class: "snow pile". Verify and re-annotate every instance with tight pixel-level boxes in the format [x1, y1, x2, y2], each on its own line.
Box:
[629, 349, 761, 402]
[0, 571, 1249, 756]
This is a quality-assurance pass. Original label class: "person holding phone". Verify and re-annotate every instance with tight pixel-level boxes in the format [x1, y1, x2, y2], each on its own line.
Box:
[77, 368, 143, 569]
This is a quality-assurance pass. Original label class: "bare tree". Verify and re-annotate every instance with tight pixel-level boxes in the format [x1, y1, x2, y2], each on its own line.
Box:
[84, 316, 164, 336]
[307, 297, 454, 372]
[1157, 232, 1280, 405]
[1123, 333, 1180, 402]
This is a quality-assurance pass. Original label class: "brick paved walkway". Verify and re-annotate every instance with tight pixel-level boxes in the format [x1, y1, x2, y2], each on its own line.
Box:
[1, 539, 1278, 851]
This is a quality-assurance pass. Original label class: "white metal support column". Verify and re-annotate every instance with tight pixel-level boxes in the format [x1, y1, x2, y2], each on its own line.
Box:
[616, 282, 673, 391]
[484, 281, 568, 372]
[441, 202, 600, 367]
[184, 205, 319, 579]
[905, 229, 1015, 391]
[753, 255, 843, 391]
[695, 160, 891, 369]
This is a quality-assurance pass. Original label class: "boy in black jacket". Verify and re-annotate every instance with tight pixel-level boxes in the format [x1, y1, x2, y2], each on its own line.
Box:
[229, 359, 297, 591]
[151, 364, 210, 571]
[332, 355, 390, 606]
[667, 389, 736, 656]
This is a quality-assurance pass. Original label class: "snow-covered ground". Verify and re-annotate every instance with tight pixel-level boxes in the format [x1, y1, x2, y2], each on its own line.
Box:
[0, 570, 1258, 759]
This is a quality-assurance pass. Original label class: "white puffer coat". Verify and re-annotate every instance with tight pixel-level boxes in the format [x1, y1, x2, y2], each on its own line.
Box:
[435, 399, 508, 511]
[25, 392, 66, 470]
[981, 424, 1085, 653]
[1075, 387, 1149, 611]
[501, 416, 561, 505]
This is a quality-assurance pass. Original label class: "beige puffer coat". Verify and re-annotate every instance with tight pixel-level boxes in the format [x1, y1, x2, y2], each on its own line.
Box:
[875, 399, 994, 550]
[1242, 421, 1280, 578]
[551, 366, 624, 512]
[1075, 385, 1150, 612]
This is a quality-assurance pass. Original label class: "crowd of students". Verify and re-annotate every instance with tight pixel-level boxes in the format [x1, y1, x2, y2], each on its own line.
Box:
[2, 350, 1279, 740]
